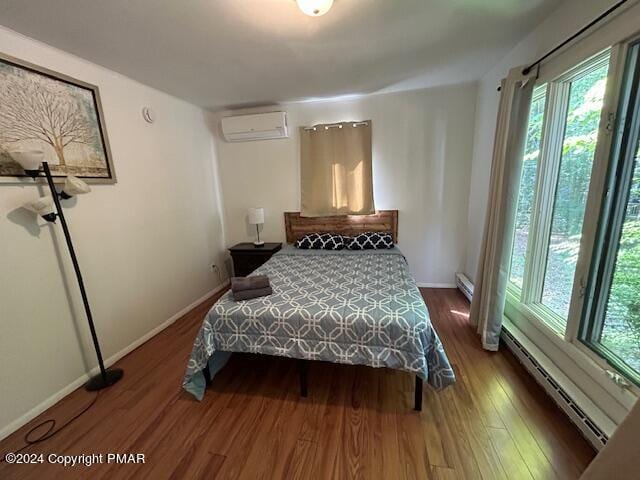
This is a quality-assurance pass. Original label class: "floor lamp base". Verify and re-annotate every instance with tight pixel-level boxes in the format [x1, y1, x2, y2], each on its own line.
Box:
[85, 368, 124, 391]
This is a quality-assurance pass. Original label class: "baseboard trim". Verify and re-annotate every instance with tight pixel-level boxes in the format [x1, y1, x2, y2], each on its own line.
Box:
[416, 282, 457, 289]
[0, 281, 229, 442]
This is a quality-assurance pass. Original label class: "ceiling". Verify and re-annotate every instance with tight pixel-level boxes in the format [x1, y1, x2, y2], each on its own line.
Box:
[0, 0, 560, 109]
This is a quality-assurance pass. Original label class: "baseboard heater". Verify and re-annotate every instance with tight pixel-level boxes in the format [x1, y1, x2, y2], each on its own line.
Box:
[455, 273, 474, 302]
[501, 327, 608, 450]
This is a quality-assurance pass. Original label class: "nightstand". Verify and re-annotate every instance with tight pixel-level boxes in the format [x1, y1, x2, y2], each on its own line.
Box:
[228, 242, 282, 277]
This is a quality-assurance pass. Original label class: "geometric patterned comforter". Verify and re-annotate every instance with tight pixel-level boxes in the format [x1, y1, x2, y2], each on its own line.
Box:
[182, 247, 455, 400]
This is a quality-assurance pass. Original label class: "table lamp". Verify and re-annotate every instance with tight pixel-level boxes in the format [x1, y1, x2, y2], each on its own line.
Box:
[248, 207, 265, 247]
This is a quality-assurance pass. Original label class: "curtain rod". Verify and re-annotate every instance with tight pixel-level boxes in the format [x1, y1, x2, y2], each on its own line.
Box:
[522, 0, 628, 75]
[497, 0, 628, 91]
[303, 121, 369, 131]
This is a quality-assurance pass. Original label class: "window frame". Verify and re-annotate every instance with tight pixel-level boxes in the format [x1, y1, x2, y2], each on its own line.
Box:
[580, 39, 640, 387]
[507, 39, 640, 395]
[509, 48, 615, 337]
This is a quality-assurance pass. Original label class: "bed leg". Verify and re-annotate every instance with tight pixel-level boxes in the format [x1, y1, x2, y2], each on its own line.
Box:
[299, 360, 309, 398]
[414, 376, 423, 411]
[203, 363, 212, 387]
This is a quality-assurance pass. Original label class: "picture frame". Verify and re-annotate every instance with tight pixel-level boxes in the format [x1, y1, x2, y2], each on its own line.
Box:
[0, 52, 116, 184]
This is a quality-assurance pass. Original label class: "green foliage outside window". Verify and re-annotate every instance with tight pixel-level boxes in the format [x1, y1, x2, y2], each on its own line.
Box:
[601, 149, 640, 371]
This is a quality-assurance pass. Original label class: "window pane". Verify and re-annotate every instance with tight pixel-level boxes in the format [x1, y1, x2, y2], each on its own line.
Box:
[510, 92, 547, 289]
[600, 141, 640, 372]
[542, 63, 609, 322]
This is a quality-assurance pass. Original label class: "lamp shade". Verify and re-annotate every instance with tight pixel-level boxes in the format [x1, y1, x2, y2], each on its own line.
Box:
[248, 207, 264, 225]
[62, 175, 91, 196]
[24, 196, 55, 216]
[10, 150, 44, 171]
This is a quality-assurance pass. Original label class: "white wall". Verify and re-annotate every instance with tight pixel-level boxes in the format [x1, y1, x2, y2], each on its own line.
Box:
[212, 84, 477, 286]
[0, 26, 227, 438]
[463, 0, 637, 281]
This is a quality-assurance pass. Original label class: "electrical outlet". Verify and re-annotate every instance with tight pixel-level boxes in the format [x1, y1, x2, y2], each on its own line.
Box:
[211, 263, 223, 284]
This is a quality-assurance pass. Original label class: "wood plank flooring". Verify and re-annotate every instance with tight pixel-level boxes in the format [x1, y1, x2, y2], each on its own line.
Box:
[0, 288, 595, 479]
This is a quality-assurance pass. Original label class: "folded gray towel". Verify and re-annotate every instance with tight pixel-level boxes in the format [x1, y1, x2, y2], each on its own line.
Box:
[231, 275, 270, 292]
[233, 286, 273, 301]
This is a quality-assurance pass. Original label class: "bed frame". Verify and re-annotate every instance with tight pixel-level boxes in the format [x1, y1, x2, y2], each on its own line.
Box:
[205, 358, 422, 411]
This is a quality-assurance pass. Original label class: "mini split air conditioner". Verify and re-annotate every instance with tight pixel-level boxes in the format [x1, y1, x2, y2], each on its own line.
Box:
[221, 111, 288, 142]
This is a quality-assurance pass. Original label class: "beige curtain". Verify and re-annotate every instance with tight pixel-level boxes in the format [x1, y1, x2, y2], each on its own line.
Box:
[300, 121, 374, 217]
[580, 400, 640, 480]
[470, 67, 535, 350]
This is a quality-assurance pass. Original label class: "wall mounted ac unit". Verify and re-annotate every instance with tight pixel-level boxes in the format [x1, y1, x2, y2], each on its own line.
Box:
[221, 111, 288, 142]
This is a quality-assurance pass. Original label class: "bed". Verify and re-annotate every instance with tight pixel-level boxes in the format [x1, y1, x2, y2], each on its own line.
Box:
[183, 210, 455, 410]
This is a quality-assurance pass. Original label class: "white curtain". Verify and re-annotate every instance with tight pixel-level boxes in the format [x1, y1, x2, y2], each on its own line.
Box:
[470, 67, 535, 350]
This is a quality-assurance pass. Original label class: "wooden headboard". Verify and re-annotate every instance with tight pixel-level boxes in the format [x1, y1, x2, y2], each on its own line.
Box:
[284, 210, 398, 244]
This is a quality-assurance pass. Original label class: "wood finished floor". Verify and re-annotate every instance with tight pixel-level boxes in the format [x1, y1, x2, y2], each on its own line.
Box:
[0, 288, 595, 480]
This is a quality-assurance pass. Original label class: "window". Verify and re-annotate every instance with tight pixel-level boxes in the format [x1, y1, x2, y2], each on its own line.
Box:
[508, 50, 611, 334]
[510, 89, 547, 289]
[510, 39, 640, 386]
[300, 121, 374, 217]
[582, 41, 640, 384]
[542, 61, 610, 320]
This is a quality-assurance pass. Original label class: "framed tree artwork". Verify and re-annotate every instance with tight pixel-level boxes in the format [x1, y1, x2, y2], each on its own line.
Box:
[0, 52, 115, 184]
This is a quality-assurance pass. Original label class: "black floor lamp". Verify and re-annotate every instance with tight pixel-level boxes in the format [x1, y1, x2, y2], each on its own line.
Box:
[14, 150, 123, 391]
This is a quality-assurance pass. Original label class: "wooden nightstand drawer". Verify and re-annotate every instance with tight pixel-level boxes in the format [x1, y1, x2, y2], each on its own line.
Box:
[228, 242, 282, 277]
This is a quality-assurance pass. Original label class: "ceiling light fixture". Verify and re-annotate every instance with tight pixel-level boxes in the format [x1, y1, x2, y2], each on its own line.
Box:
[296, 0, 333, 17]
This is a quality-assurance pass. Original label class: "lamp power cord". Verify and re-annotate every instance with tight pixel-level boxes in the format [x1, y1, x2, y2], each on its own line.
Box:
[1, 391, 100, 463]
